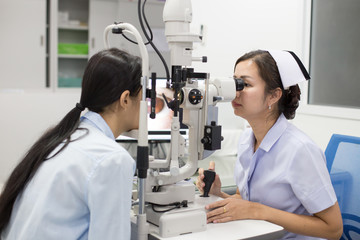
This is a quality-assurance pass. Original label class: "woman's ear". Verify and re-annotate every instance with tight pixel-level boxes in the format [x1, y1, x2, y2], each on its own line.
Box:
[119, 90, 131, 110]
[269, 87, 283, 106]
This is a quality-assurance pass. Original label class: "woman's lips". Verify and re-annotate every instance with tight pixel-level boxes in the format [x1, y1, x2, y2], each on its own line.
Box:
[232, 101, 242, 108]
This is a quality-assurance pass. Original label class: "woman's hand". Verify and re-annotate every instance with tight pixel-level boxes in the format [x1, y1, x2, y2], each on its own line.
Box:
[196, 161, 223, 197]
[205, 197, 259, 224]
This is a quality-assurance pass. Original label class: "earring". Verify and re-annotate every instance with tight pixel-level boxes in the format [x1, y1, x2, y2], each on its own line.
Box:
[269, 105, 272, 110]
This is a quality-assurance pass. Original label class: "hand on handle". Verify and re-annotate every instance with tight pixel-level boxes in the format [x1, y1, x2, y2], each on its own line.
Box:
[196, 161, 222, 197]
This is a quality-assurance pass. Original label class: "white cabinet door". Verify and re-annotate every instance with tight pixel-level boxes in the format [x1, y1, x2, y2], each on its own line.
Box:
[88, 0, 119, 57]
[0, 0, 46, 89]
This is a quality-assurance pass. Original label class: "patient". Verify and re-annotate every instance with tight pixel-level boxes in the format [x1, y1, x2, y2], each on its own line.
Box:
[0, 48, 141, 239]
[197, 50, 343, 239]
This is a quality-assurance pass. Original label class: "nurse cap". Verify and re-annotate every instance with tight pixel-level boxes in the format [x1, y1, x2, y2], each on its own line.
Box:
[267, 50, 310, 89]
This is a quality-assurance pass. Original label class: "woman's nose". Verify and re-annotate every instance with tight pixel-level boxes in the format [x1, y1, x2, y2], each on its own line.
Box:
[236, 91, 241, 98]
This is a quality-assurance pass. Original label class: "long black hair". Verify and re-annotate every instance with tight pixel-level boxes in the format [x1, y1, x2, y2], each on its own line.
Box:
[0, 48, 142, 232]
[235, 50, 301, 119]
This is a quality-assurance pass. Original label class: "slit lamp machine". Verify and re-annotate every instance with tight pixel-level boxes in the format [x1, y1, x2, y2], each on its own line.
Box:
[103, 0, 244, 238]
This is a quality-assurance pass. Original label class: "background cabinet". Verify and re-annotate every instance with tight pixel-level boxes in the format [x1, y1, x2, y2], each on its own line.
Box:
[88, 0, 120, 57]
[0, 0, 168, 90]
[57, 0, 89, 88]
[54, 0, 126, 88]
[54, 0, 168, 88]
[0, 0, 47, 89]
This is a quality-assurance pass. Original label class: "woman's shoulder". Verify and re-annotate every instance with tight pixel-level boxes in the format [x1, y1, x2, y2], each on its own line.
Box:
[70, 123, 131, 160]
[285, 123, 318, 147]
[280, 123, 324, 161]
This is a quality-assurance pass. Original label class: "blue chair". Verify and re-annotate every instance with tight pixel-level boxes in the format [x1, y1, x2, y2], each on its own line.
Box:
[325, 134, 360, 240]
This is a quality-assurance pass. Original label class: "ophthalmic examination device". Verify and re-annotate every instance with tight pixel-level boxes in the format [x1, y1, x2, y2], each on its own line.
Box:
[103, 0, 245, 239]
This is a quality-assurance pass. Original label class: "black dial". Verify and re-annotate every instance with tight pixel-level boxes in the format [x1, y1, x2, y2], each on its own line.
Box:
[188, 89, 202, 105]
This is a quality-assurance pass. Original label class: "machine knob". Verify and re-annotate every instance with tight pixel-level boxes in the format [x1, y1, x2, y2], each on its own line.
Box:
[157, 179, 163, 185]
[201, 137, 211, 144]
[188, 89, 203, 104]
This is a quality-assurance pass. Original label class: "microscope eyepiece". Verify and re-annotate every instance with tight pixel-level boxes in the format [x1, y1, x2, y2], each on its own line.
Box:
[234, 78, 245, 91]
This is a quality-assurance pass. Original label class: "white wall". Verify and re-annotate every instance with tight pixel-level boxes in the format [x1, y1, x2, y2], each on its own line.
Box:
[191, 0, 305, 78]
[1, 0, 359, 185]
[293, 111, 360, 150]
[0, 91, 80, 184]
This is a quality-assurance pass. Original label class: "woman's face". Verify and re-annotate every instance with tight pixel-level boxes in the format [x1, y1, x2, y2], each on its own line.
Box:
[232, 59, 269, 121]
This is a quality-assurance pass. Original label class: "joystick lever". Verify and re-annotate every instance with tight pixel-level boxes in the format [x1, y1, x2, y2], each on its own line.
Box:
[201, 170, 216, 197]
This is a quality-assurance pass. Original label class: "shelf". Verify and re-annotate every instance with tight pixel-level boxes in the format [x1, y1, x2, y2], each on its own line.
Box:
[58, 77, 82, 88]
[58, 54, 88, 59]
[119, 0, 165, 4]
[58, 24, 88, 31]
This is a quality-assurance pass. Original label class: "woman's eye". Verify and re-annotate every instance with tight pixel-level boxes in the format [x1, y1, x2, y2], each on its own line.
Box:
[244, 83, 250, 87]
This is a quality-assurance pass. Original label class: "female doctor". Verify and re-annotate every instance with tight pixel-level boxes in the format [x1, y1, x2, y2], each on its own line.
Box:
[197, 50, 343, 239]
[0, 48, 142, 239]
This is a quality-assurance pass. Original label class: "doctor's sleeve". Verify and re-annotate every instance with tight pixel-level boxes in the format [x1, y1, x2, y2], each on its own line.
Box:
[86, 151, 135, 240]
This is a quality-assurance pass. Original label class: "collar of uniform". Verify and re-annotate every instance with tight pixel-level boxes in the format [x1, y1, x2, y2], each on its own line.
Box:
[258, 114, 289, 152]
[80, 111, 115, 140]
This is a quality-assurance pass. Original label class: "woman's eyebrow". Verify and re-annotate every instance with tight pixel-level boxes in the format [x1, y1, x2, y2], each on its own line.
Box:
[233, 75, 252, 80]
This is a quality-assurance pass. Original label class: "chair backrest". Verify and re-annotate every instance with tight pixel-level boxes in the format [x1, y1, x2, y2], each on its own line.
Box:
[325, 134, 360, 171]
[325, 134, 360, 240]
